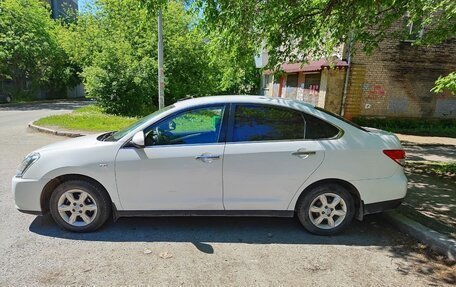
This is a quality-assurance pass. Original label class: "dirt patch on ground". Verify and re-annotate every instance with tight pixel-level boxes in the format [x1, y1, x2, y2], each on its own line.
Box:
[397, 133, 456, 146]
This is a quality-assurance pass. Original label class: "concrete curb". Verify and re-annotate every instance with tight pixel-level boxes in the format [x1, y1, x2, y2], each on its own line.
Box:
[383, 211, 456, 261]
[28, 121, 85, 138]
[1, 98, 92, 108]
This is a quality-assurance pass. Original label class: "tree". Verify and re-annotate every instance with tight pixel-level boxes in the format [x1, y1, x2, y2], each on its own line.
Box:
[205, 30, 259, 95]
[60, 0, 255, 116]
[59, 0, 157, 116]
[0, 0, 74, 98]
[194, 0, 455, 85]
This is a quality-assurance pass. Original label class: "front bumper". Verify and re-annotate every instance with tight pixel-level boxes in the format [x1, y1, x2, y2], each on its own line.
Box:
[12, 176, 48, 215]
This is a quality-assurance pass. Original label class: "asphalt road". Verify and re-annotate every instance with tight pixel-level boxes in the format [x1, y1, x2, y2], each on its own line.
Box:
[0, 102, 453, 286]
[404, 144, 456, 163]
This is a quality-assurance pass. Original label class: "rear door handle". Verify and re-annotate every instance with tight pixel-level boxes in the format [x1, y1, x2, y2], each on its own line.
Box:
[292, 151, 316, 156]
[195, 153, 221, 163]
[292, 149, 316, 158]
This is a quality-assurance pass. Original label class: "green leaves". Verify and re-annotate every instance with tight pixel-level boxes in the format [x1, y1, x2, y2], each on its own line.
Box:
[60, 0, 259, 116]
[0, 0, 77, 97]
[194, 0, 456, 71]
[432, 72, 456, 95]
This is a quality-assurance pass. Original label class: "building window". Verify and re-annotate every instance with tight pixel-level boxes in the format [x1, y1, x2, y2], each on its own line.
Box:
[304, 73, 320, 95]
[403, 15, 424, 42]
[300, 73, 321, 105]
[262, 74, 272, 90]
[286, 73, 298, 88]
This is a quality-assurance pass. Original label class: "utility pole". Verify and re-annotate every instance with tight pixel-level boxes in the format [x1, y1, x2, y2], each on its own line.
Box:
[157, 8, 165, 109]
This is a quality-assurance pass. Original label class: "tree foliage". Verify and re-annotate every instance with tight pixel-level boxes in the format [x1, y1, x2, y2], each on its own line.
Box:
[59, 0, 157, 116]
[194, 0, 456, 69]
[0, 0, 75, 97]
[60, 0, 259, 116]
[432, 72, 456, 95]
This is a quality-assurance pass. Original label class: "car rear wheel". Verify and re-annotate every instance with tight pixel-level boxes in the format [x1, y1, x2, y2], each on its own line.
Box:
[5, 95, 12, 103]
[296, 183, 355, 235]
[49, 180, 111, 232]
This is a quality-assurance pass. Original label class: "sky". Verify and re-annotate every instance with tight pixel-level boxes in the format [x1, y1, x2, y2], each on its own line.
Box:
[78, 0, 94, 13]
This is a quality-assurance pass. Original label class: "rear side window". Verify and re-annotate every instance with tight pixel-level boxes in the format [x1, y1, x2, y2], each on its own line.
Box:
[232, 105, 305, 142]
[304, 114, 340, 139]
[315, 107, 368, 132]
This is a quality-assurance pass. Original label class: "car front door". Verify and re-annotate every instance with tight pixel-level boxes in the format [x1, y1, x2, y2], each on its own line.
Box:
[223, 104, 325, 210]
[115, 105, 227, 210]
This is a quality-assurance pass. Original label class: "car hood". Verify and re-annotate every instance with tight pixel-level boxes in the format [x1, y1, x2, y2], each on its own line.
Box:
[35, 133, 107, 153]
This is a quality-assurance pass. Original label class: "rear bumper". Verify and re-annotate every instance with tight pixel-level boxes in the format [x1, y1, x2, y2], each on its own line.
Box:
[350, 167, 408, 205]
[363, 198, 403, 215]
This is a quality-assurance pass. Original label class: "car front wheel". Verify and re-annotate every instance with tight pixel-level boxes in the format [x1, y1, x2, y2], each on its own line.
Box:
[49, 180, 111, 232]
[296, 183, 355, 235]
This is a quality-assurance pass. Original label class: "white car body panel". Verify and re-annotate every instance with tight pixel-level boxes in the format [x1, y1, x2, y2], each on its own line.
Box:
[115, 143, 225, 210]
[18, 134, 123, 209]
[223, 140, 324, 210]
[12, 95, 407, 217]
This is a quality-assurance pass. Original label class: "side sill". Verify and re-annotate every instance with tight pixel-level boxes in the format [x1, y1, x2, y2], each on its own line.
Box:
[18, 209, 43, 216]
[116, 210, 295, 218]
[363, 198, 403, 215]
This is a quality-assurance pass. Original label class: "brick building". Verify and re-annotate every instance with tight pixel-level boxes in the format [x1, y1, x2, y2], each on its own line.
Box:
[261, 22, 456, 119]
[261, 59, 348, 113]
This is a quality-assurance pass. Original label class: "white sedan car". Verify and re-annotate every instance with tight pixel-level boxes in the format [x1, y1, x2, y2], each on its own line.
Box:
[13, 96, 407, 235]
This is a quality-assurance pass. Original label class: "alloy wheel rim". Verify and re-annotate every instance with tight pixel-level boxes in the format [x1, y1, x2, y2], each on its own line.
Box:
[57, 189, 97, 227]
[308, 193, 347, 230]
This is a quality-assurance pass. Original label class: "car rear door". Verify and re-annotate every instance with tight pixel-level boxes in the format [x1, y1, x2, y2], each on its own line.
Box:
[222, 104, 325, 210]
[115, 104, 228, 210]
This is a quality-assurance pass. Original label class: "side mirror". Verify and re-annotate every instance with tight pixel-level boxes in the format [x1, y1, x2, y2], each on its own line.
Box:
[130, 131, 145, 148]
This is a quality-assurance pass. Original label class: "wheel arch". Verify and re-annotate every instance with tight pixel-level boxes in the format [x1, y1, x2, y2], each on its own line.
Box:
[40, 174, 112, 214]
[293, 178, 362, 214]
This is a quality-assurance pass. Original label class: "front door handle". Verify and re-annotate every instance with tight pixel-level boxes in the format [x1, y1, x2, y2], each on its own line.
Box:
[195, 153, 221, 163]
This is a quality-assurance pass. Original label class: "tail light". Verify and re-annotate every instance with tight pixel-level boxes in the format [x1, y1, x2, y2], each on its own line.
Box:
[383, 149, 406, 166]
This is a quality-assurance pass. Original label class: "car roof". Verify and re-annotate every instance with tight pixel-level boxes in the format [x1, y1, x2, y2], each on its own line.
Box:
[174, 95, 315, 112]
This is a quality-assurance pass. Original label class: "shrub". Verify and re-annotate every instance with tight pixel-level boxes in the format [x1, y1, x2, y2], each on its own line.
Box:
[352, 117, 456, 138]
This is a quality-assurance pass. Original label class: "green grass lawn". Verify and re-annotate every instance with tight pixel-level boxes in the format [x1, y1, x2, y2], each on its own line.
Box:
[35, 105, 222, 133]
[35, 105, 138, 132]
[352, 117, 456, 138]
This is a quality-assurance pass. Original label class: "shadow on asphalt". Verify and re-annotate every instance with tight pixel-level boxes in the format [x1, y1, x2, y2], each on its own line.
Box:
[29, 213, 400, 247]
[0, 100, 90, 111]
[29, 214, 456, 284]
[404, 145, 456, 162]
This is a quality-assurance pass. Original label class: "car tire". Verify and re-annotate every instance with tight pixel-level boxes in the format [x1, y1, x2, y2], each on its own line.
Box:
[49, 180, 111, 232]
[296, 183, 355, 235]
[5, 95, 12, 103]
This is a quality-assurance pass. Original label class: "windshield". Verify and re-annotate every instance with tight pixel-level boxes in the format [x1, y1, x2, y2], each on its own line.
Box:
[105, 105, 175, 141]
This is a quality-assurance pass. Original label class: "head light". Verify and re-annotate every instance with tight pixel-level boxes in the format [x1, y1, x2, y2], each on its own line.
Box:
[16, 152, 40, 177]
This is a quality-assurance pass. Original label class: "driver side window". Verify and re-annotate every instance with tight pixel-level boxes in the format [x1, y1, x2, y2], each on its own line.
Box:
[144, 106, 225, 146]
